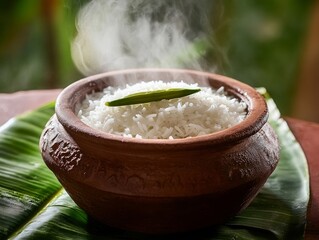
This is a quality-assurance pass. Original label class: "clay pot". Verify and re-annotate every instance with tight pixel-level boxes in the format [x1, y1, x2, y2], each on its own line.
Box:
[40, 69, 280, 234]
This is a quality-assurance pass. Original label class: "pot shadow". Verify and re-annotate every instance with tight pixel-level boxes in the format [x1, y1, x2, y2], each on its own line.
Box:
[86, 216, 219, 240]
[85, 216, 277, 240]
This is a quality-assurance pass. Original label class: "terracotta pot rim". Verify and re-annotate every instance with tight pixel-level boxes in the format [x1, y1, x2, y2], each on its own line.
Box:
[55, 68, 268, 147]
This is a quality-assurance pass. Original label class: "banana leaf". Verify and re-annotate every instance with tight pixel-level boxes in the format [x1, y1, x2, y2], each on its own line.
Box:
[0, 94, 309, 239]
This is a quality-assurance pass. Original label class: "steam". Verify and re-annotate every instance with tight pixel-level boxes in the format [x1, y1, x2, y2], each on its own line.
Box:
[72, 0, 216, 76]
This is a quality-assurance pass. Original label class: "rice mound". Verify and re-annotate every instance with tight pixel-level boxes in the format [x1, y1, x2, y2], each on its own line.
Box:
[77, 81, 247, 139]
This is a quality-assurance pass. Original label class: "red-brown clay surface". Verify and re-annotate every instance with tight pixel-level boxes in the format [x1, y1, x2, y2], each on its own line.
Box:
[40, 69, 280, 233]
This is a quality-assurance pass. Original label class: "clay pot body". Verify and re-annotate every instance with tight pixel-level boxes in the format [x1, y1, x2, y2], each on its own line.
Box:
[40, 69, 280, 233]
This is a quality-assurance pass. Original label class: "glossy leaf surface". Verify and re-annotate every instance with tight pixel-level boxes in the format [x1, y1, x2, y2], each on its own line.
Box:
[105, 88, 201, 106]
[0, 96, 309, 239]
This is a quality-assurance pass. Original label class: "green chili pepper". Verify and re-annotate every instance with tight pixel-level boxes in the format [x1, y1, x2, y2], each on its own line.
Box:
[105, 88, 201, 107]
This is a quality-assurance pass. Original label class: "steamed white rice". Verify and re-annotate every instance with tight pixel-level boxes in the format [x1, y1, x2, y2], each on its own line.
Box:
[76, 81, 247, 139]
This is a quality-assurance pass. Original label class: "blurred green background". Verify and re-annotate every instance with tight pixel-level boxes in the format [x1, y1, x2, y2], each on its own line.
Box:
[0, 0, 316, 119]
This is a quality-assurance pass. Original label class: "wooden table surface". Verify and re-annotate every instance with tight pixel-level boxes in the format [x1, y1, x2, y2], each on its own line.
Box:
[0, 90, 318, 239]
